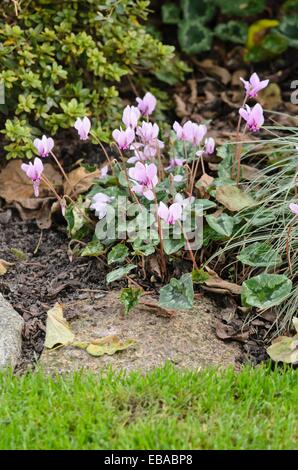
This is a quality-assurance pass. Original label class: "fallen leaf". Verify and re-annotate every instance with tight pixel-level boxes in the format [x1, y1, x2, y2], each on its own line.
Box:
[216, 185, 255, 212]
[44, 303, 75, 349]
[215, 320, 249, 343]
[173, 93, 189, 118]
[203, 267, 242, 295]
[139, 298, 177, 318]
[64, 166, 100, 196]
[0, 259, 14, 276]
[258, 83, 282, 110]
[0, 160, 62, 226]
[241, 164, 263, 181]
[10, 248, 27, 261]
[195, 173, 214, 198]
[267, 334, 298, 364]
[85, 335, 136, 357]
[198, 59, 231, 85]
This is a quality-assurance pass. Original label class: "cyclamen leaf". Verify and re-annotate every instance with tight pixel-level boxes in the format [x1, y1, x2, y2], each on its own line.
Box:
[159, 273, 194, 310]
[81, 240, 105, 257]
[241, 273, 292, 309]
[163, 237, 185, 255]
[106, 264, 136, 284]
[108, 243, 129, 265]
[237, 242, 282, 268]
[206, 213, 234, 237]
[120, 287, 142, 315]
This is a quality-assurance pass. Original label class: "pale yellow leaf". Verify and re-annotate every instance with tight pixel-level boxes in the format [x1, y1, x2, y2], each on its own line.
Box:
[0, 259, 14, 276]
[44, 303, 75, 349]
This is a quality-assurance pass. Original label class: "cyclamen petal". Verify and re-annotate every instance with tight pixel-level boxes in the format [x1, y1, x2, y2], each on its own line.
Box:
[173, 120, 207, 146]
[204, 137, 215, 155]
[240, 73, 269, 98]
[136, 122, 159, 144]
[239, 103, 264, 132]
[158, 201, 182, 225]
[21, 157, 44, 197]
[136, 92, 156, 116]
[122, 105, 140, 129]
[129, 162, 158, 201]
[90, 193, 112, 220]
[112, 127, 135, 150]
[33, 135, 54, 157]
[289, 203, 298, 215]
[74, 117, 91, 140]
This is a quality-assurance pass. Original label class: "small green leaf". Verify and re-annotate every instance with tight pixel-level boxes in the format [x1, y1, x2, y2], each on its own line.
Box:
[108, 243, 129, 265]
[237, 242, 282, 268]
[120, 287, 142, 315]
[159, 273, 194, 310]
[132, 238, 157, 256]
[81, 240, 105, 257]
[206, 213, 234, 237]
[106, 264, 136, 284]
[241, 273, 292, 309]
[162, 3, 181, 24]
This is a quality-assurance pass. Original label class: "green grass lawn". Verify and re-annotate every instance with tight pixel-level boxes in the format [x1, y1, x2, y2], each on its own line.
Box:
[0, 364, 297, 450]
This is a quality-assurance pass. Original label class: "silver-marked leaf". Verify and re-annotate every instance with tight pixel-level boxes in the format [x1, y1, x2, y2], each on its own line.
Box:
[163, 237, 185, 255]
[106, 264, 136, 284]
[237, 242, 282, 268]
[206, 213, 234, 237]
[242, 273, 292, 309]
[159, 273, 194, 310]
[108, 243, 129, 265]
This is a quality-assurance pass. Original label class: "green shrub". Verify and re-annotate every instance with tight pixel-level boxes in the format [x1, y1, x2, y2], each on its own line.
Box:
[0, 0, 188, 159]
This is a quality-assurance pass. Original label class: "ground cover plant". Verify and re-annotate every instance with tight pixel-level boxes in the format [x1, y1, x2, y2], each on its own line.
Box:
[0, 0, 187, 159]
[14, 69, 298, 364]
[0, 364, 297, 450]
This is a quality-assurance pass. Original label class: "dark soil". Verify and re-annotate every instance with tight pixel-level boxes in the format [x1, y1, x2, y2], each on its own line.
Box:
[0, 212, 107, 367]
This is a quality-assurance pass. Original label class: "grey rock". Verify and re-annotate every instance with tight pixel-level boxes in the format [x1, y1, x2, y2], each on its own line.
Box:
[0, 294, 24, 369]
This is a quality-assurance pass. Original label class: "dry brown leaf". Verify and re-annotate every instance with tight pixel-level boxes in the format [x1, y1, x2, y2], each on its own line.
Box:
[216, 186, 255, 212]
[198, 59, 231, 85]
[0, 259, 14, 276]
[215, 320, 249, 343]
[232, 69, 247, 86]
[204, 267, 242, 295]
[195, 173, 214, 198]
[0, 160, 62, 226]
[241, 164, 263, 181]
[173, 93, 189, 118]
[258, 83, 282, 110]
[64, 166, 100, 196]
[0, 160, 62, 204]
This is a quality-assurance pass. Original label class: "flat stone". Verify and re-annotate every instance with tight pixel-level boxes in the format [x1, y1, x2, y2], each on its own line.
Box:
[41, 292, 241, 374]
[0, 294, 24, 369]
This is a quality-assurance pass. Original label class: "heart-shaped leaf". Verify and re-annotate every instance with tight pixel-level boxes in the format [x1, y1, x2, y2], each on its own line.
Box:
[108, 243, 129, 265]
[237, 242, 282, 268]
[81, 240, 105, 257]
[163, 237, 185, 255]
[120, 287, 142, 315]
[241, 273, 292, 309]
[206, 213, 234, 237]
[159, 273, 194, 310]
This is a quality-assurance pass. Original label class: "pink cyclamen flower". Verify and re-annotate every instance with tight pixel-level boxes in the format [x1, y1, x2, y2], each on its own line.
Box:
[136, 122, 159, 144]
[112, 127, 135, 150]
[289, 203, 298, 215]
[165, 158, 185, 171]
[90, 193, 112, 220]
[240, 73, 269, 98]
[128, 162, 158, 201]
[74, 117, 91, 140]
[122, 105, 140, 129]
[21, 157, 44, 197]
[239, 103, 264, 132]
[158, 201, 182, 225]
[173, 121, 207, 146]
[204, 137, 215, 155]
[100, 165, 108, 178]
[136, 92, 157, 116]
[33, 135, 54, 157]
